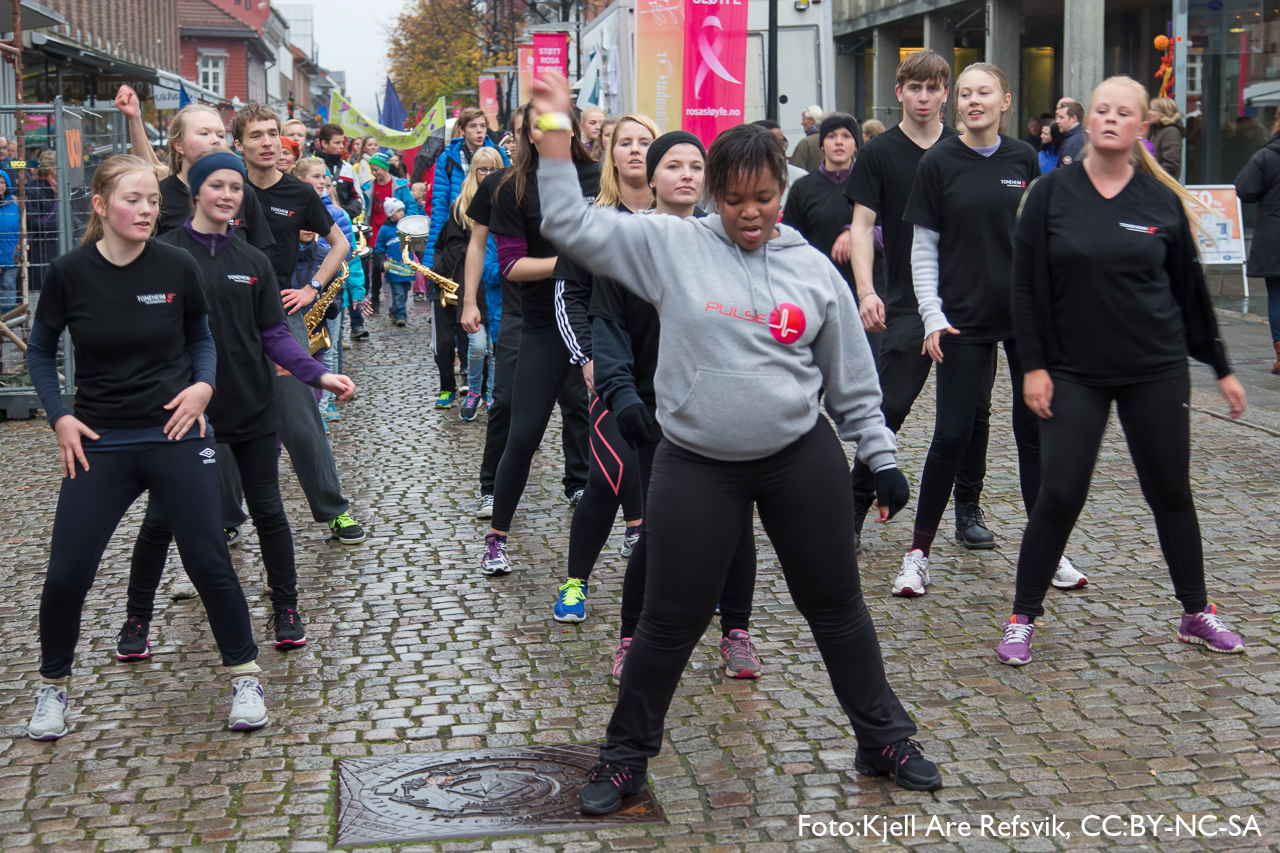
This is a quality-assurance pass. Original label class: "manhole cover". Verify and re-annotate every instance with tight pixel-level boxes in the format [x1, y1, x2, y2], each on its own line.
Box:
[334, 742, 665, 845]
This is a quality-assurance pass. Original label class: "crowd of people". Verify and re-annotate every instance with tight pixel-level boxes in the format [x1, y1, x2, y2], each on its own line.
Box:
[16, 56, 1255, 819]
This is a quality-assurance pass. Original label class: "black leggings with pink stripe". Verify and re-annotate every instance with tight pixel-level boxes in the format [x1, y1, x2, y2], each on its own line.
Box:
[567, 396, 643, 581]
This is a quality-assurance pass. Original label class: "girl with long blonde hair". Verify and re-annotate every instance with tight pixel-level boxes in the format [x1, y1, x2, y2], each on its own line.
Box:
[542, 115, 662, 624]
[112, 84, 274, 244]
[24, 155, 268, 741]
[439, 145, 504, 417]
[1000, 75, 1248, 666]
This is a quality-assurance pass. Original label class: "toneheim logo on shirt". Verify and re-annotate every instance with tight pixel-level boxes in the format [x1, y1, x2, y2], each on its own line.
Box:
[227, 273, 258, 285]
[1119, 221, 1160, 235]
[136, 293, 176, 305]
[1000, 179, 1027, 189]
[270, 206, 295, 218]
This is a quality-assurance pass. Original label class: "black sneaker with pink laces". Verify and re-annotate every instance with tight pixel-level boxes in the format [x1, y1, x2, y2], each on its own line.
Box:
[854, 738, 942, 791]
[579, 760, 647, 815]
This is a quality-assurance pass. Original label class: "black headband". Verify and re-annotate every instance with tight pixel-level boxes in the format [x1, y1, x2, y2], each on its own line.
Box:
[646, 131, 706, 183]
[818, 114, 861, 148]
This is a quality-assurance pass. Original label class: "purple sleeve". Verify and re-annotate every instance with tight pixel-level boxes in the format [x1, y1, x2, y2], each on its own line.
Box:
[261, 321, 327, 386]
[495, 233, 528, 278]
[873, 225, 884, 253]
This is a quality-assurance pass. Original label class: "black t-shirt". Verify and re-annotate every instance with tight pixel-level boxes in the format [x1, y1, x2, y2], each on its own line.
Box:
[467, 168, 520, 315]
[158, 174, 275, 251]
[160, 227, 284, 441]
[903, 136, 1040, 343]
[1014, 163, 1229, 385]
[781, 170, 855, 291]
[34, 240, 209, 429]
[844, 123, 960, 315]
[250, 172, 336, 289]
[489, 160, 600, 325]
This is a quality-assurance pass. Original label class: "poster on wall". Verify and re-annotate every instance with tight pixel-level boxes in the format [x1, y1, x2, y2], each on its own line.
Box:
[479, 75, 498, 129]
[533, 32, 569, 79]
[518, 44, 535, 104]
[682, 0, 747, 145]
[1187, 184, 1249, 294]
[636, 0, 684, 133]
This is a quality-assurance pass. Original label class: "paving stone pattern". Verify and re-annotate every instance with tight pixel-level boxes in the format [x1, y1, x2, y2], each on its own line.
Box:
[1, 302, 1278, 852]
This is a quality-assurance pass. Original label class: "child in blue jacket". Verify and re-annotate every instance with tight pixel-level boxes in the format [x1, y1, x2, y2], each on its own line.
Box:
[374, 197, 415, 325]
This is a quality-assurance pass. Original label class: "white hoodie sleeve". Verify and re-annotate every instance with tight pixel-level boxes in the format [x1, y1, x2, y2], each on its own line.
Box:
[911, 225, 952, 337]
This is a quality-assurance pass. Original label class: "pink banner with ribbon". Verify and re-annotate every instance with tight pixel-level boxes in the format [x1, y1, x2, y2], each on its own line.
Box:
[682, 0, 747, 146]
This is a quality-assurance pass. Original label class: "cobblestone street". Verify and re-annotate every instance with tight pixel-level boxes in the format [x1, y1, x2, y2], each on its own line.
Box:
[2, 300, 1279, 852]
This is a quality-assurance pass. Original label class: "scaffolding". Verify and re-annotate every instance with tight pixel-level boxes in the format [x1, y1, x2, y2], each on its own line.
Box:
[0, 98, 127, 419]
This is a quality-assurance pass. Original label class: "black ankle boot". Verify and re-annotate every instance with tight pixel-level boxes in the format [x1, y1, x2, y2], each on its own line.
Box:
[954, 501, 995, 550]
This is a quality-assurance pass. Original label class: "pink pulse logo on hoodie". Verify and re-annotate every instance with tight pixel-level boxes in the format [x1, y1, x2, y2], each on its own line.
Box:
[769, 303, 805, 344]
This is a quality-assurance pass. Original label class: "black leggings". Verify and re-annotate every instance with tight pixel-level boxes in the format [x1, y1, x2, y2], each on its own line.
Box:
[619, 436, 757, 640]
[852, 311, 991, 514]
[601, 420, 917, 771]
[1013, 371, 1207, 620]
[129, 433, 298, 617]
[432, 299, 468, 393]
[40, 438, 257, 679]
[567, 397, 643, 581]
[914, 339, 1040, 531]
[491, 322, 590, 530]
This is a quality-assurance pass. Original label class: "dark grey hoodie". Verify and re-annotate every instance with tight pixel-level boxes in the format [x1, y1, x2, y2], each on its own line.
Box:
[537, 158, 896, 468]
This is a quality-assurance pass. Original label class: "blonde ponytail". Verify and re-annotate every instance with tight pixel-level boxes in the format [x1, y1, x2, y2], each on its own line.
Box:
[1085, 76, 1211, 235]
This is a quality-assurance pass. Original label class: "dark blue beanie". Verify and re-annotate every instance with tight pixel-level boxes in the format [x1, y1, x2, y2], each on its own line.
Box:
[188, 151, 247, 196]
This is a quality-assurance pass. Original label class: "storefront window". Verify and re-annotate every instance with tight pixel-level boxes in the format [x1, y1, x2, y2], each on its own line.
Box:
[1184, 1, 1274, 186]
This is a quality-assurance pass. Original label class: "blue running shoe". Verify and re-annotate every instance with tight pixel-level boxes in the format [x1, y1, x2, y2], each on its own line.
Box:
[553, 578, 588, 622]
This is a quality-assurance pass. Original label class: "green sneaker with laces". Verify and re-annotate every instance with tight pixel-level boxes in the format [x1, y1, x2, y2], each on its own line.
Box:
[328, 512, 366, 545]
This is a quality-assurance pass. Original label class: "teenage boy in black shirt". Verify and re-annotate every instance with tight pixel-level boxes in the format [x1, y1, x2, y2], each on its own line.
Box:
[844, 49, 995, 554]
[232, 103, 366, 545]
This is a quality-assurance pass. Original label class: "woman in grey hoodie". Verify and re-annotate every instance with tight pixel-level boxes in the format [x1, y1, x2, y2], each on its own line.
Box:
[529, 73, 941, 815]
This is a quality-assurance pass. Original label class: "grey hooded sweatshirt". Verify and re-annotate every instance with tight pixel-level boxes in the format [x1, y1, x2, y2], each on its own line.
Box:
[537, 158, 896, 468]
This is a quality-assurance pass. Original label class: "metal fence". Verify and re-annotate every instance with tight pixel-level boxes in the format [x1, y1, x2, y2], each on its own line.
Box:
[0, 98, 126, 419]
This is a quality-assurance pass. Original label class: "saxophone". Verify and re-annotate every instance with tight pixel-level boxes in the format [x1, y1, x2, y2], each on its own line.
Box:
[305, 261, 349, 355]
[399, 240, 460, 308]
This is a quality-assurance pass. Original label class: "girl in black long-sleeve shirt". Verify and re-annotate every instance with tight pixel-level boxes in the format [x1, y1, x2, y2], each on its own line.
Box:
[1001, 77, 1248, 666]
[23, 155, 267, 741]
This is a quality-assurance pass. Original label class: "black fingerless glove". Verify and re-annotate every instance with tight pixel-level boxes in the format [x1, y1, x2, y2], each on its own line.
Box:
[614, 403, 656, 450]
[874, 465, 910, 521]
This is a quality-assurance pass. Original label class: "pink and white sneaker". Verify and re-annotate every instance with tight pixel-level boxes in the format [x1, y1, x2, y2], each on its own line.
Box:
[995, 614, 1035, 666]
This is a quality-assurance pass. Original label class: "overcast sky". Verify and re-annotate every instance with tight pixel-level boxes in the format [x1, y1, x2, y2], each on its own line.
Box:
[305, 0, 412, 117]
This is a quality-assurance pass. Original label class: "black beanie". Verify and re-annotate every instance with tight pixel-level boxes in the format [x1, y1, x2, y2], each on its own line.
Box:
[646, 131, 706, 183]
[818, 113, 861, 148]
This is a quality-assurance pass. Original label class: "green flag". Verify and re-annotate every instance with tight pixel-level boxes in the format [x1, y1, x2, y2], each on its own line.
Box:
[330, 92, 447, 149]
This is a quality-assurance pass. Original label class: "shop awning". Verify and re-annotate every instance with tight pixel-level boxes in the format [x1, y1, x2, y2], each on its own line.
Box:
[31, 32, 160, 84]
[0, 0, 64, 32]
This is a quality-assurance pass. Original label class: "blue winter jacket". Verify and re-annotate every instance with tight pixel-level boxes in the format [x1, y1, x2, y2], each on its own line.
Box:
[425, 136, 509, 266]
[319, 196, 366, 305]
[376, 222, 415, 283]
[0, 192, 19, 268]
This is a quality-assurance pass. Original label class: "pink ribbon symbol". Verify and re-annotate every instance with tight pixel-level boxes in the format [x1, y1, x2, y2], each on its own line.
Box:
[694, 15, 741, 98]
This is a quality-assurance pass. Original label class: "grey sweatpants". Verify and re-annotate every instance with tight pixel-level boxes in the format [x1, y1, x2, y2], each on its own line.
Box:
[223, 308, 350, 526]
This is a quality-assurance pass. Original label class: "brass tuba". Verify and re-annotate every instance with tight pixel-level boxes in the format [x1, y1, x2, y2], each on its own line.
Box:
[305, 261, 349, 355]
[396, 214, 460, 308]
